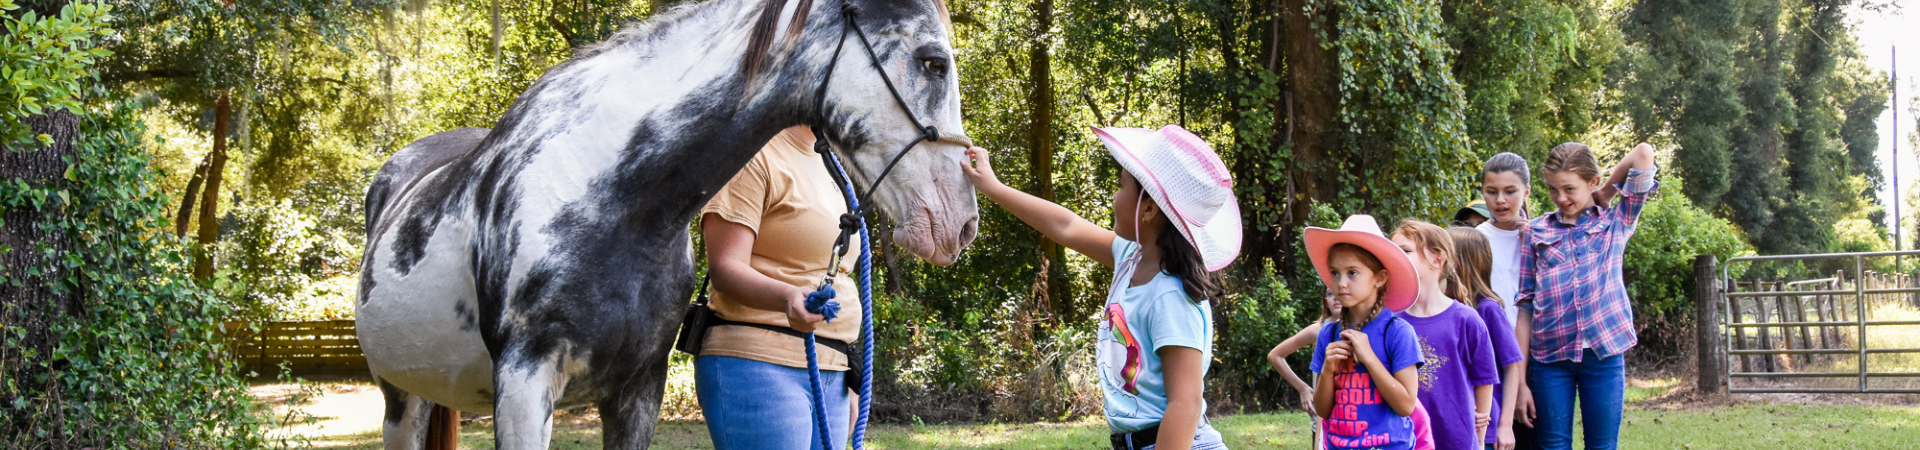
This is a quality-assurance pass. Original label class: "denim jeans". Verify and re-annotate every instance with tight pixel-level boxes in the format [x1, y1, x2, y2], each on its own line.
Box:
[1526, 348, 1625, 450]
[696, 355, 850, 450]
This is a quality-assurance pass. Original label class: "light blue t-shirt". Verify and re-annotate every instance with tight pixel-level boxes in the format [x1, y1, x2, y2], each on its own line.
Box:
[1098, 238, 1222, 441]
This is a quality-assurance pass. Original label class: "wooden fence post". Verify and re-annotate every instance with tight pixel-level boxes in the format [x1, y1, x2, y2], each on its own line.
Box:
[1695, 255, 1725, 395]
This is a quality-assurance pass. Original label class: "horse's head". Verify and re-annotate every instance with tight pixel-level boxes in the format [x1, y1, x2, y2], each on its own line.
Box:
[781, 0, 977, 265]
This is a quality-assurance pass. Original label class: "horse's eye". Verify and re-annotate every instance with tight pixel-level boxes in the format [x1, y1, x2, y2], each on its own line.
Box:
[921, 58, 948, 77]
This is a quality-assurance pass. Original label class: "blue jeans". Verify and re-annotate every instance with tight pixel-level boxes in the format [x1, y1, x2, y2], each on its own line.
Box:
[1526, 348, 1625, 450]
[696, 355, 850, 450]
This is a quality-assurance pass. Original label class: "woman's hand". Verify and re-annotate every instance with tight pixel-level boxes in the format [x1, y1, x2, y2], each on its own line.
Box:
[1497, 423, 1516, 450]
[960, 147, 1003, 190]
[1338, 329, 1379, 369]
[784, 287, 827, 333]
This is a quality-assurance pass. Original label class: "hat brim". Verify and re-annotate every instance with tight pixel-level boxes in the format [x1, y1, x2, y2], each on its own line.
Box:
[1093, 126, 1242, 271]
[1303, 227, 1419, 313]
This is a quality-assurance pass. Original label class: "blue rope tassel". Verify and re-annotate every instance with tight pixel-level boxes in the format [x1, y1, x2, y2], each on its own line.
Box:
[802, 283, 839, 450]
[809, 151, 874, 450]
[803, 150, 873, 450]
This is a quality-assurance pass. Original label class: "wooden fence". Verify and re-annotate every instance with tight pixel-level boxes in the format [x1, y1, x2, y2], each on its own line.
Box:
[221, 320, 368, 377]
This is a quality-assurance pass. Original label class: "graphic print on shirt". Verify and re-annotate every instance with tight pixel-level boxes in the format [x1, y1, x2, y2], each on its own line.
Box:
[1325, 366, 1409, 449]
[1099, 303, 1144, 394]
[1416, 336, 1446, 391]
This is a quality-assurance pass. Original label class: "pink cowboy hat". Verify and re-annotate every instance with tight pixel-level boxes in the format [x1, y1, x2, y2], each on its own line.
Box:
[1304, 215, 1419, 312]
[1092, 125, 1242, 271]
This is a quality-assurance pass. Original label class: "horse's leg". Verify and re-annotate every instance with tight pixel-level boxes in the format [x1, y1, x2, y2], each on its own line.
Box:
[493, 349, 568, 449]
[599, 351, 672, 449]
[378, 377, 437, 450]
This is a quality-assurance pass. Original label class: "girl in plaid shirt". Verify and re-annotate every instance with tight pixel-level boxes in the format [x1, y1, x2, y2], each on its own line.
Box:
[1514, 142, 1658, 450]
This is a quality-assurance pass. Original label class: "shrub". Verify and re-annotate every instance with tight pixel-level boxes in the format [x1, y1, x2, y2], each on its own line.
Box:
[0, 2, 272, 445]
[1621, 178, 1754, 363]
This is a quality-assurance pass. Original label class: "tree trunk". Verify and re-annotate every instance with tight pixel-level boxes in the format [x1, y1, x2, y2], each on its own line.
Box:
[1276, 0, 1339, 278]
[175, 155, 209, 236]
[1027, 0, 1071, 319]
[193, 92, 231, 281]
[0, 109, 82, 412]
[491, 0, 503, 61]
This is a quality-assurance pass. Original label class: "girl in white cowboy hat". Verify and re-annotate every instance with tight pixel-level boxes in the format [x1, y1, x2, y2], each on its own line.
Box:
[1304, 215, 1433, 450]
[961, 125, 1239, 450]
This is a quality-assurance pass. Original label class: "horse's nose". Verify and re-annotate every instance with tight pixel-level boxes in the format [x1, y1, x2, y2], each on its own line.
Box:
[956, 217, 978, 250]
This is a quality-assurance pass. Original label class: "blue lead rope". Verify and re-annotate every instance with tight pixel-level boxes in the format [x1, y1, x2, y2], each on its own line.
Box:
[802, 150, 874, 450]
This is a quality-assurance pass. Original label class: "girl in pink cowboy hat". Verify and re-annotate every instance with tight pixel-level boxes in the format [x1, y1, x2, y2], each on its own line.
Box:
[1305, 215, 1435, 450]
[962, 125, 1239, 450]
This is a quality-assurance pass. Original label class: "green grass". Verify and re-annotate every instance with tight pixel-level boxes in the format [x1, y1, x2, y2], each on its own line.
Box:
[309, 403, 1920, 449]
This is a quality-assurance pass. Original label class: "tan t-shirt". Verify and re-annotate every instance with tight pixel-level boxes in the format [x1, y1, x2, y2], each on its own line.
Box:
[700, 128, 864, 370]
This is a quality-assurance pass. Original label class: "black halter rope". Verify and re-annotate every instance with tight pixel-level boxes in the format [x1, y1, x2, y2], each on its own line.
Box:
[809, 0, 964, 265]
[796, 3, 963, 450]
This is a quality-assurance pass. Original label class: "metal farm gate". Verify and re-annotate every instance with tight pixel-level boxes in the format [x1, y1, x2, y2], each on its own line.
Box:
[1717, 251, 1920, 394]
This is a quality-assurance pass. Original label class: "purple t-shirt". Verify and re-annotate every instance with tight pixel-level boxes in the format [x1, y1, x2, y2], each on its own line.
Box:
[1475, 298, 1524, 444]
[1400, 301, 1499, 450]
[1310, 310, 1424, 450]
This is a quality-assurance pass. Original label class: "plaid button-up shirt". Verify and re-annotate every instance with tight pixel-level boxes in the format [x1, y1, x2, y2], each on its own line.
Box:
[1516, 167, 1658, 363]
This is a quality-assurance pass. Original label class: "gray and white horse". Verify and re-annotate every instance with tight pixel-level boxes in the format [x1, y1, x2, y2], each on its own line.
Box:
[354, 0, 976, 447]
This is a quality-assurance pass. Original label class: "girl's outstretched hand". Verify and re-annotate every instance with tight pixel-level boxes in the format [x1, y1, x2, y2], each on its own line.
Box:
[961, 146, 1003, 189]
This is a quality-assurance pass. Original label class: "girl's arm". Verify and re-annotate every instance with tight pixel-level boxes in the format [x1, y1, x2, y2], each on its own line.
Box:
[702, 214, 823, 331]
[1314, 340, 1348, 419]
[1269, 324, 1323, 404]
[1387, 367, 1421, 417]
[1474, 384, 1494, 440]
[1594, 143, 1659, 205]
[960, 147, 1118, 267]
[1497, 361, 1522, 449]
[1514, 311, 1535, 427]
[1156, 346, 1207, 450]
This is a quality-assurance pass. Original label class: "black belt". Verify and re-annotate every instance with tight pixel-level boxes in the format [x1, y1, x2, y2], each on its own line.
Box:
[1109, 425, 1159, 450]
[708, 317, 854, 356]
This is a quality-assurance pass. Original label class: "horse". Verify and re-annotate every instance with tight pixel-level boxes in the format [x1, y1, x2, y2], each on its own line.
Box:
[353, 0, 977, 447]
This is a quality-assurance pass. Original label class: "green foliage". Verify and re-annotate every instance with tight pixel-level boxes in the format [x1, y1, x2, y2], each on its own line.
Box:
[1621, 178, 1754, 358]
[1618, 0, 1745, 208]
[1442, 0, 1612, 163]
[214, 198, 361, 321]
[1619, 0, 1889, 256]
[0, 3, 271, 444]
[1209, 261, 1297, 410]
[0, 99, 273, 446]
[1309, 0, 1476, 222]
[0, 0, 111, 144]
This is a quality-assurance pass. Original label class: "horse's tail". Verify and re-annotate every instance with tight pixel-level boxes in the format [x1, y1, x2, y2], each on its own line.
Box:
[366, 127, 492, 232]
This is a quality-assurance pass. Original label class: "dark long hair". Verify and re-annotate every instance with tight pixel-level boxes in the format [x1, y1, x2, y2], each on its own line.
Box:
[1139, 188, 1225, 302]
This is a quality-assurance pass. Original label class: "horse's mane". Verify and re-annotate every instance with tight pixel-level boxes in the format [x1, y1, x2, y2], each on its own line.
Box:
[572, 1, 711, 59]
[576, 0, 949, 77]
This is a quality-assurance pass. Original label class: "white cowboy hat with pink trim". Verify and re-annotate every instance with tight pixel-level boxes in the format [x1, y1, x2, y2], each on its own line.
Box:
[1092, 125, 1242, 272]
